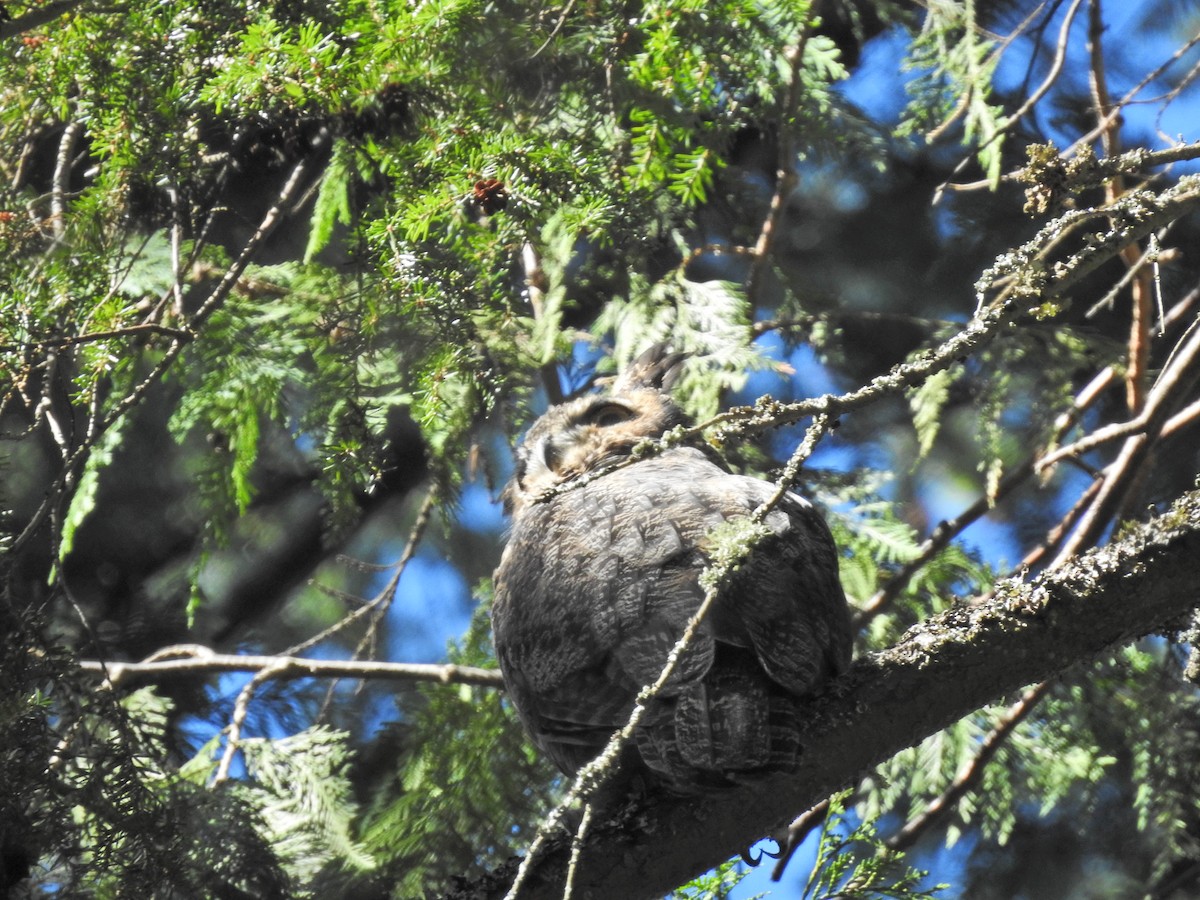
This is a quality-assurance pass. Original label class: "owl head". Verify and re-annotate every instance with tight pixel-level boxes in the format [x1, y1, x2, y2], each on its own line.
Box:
[506, 345, 690, 514]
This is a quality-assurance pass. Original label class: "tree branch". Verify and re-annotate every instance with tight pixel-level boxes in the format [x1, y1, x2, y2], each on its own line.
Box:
[452, 488, 1200, 900]
[78, 648, 505, 689]
[0, 323, 194, 353]
[744, 0, 821, 305]
[0, 0, 91, 40]
[1054, 313, 1200, 563]
[701, 174, 1200, 441]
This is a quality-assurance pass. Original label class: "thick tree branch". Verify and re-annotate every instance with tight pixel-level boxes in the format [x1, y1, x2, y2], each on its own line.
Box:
[453, 488, 1200, 900]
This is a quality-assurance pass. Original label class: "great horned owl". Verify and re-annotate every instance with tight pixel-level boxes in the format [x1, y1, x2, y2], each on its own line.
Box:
[491, 346, 852, 793]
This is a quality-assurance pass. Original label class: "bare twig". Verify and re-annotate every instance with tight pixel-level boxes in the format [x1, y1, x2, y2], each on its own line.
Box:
[999, 0, 1085, 140]
[167, 182, 186, 317]
[855, 360, 1116, 629]
[1162, 397, 1200, 439]
[35, 349, 70, 461]
[1154, 41, 1200, 144]
[287, 485, 438, 660]
[351, 488, 438, 652]
[1086, 0, 1155, 416]
[947, 129, 1200, 200]
[756, 414, 832, 519]
[933, 0, 1087, 201]
[770, 796, 832, 881]
[529, 0, 579, 60]
[78, 648, 504, 689]
[1084, 232, 1177, 319]
[1037, 410, 1151, 472]
[753, 309, 957, 338]
[1017, 476, 1105, 573]
[562, 802, 594, 900]
[1033, 280, 1200, 474]
[862, 286, 1200, 845]
[304, 487, 441, 720]
[213, 660, 291, 785]
[943, 11, 1200, 197]
[744, 0, 822, 305]
[0, 323, 194, 353]
[1054, 314, 1200, 564]
[1067, 25, 1200, 159]
[50, 121, 82, 240]
[705, 176, 1200, 442]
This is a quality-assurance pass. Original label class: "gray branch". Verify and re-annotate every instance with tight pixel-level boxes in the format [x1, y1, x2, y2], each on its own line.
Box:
[79, 650, 505, 689]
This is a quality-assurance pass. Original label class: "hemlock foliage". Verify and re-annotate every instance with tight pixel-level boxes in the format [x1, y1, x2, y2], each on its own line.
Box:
[3, 0, 1200, 897]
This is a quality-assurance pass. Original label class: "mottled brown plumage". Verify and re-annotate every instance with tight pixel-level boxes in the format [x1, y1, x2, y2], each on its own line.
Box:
[491, 346, 852, 792]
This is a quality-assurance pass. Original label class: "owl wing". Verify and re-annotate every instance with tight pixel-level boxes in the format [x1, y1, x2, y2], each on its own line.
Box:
[726, 481, 853, 694]
[492, 447, 850, 776]
[492, 468, 716, 771]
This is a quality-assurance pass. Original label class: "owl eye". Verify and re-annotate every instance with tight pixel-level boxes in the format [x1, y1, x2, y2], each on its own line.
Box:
[585, 403, 634, 428]
[539, 437, 562, 473]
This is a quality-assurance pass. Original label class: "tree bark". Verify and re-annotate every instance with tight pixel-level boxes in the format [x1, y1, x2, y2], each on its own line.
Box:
[451, 487, 1200, 900]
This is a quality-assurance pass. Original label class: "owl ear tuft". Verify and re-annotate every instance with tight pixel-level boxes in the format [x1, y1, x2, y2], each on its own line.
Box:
[613, 343, 687, 394]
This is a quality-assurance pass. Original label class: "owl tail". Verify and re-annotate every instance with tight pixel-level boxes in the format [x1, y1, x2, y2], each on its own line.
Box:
[633, 648, 802, 793]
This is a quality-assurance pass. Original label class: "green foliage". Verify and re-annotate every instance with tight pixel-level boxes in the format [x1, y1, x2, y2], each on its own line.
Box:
[823, 476, 992, 645]
[907, 368, 953, 462]
[0, 627, 289, 898]
[969, 324, 1116, 504]
[865, 640, 1200, 886]
[597, 274, 768, 419]
[353, 601, 559, 897]
[2, 617, 384, 898]
[805, 794, 947, 899]
[899, 1, 1005, 184]
[200, 15, 352, 116]
[672, 857, 757, 899]
[237, 727, 377, 887]
[168, 282, 311, 524]
[0, 0, 866, 568]
[1069, 645, 1200, 886]
[58, 416, 126, 562]
[305, 139, 357, 263]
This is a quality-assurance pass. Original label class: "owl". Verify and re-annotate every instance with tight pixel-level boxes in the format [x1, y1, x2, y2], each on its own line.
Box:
[491, 346, 852, 793]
